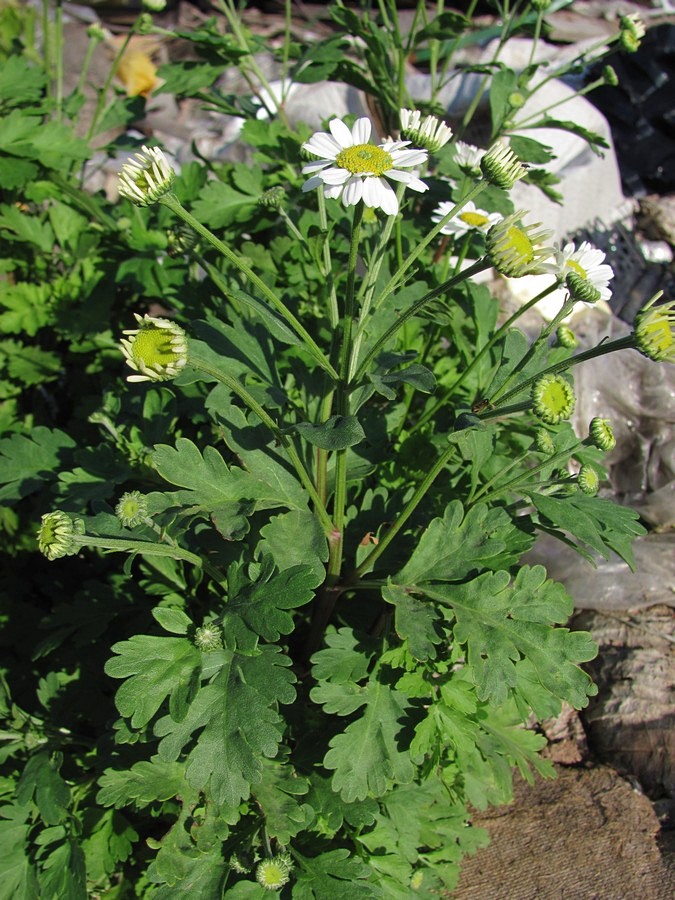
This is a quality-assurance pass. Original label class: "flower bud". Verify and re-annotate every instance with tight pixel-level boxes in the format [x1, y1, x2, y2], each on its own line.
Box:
[534, 428, 556, 455]
[578, 464, 599, 495]
[256, 854, 292, 891]
[603, 65, 619, 87]
[260, 186, 287, 210]
[86, 23, 106, 42]
[555, 324, 577, 349]
[480, 142, 527, 190]
[619, 14, 645, 53]
[120, 313, 188, 383]
[588, 417, 616, 452]
[531, 374, 576, 425]
[118, 145, 175, 207]
[400, 108, 453, 153]
[194, 623, 223, 652]
[633, 292, 675, 363]
[566, 271, 601, 305]
[37, 511, 86, 561]
[116, 491, 149, 528]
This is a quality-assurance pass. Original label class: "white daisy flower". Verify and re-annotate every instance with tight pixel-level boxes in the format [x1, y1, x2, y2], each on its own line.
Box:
[118, 145, 175, 207]
[400, 108, 453, 152]
[432, 200, 503, 237]
[453, 141, 485, 176]
[559, 241, 614, 302]
[301, 116, 428, 216]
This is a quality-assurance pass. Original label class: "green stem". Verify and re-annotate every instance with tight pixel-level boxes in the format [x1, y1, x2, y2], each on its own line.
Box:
[42, 0, 51, 101]
[54, 0, 63, 121]
[487, 335, 637, 409]
[354, 442, 458, 577]
[328, 203, 365, 579]
[78, 535, 208, 569]
[318, 190, 339, 329]
[85, 27, 135, 142]
[188, 352, 334, 534]
[76, 34, 100, 98]
[354, 258, 491, 383]
[161, 194, 337, 379]
[513, 77, 608, 130]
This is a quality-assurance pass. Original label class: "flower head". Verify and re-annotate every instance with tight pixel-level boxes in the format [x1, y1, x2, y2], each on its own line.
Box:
[558, 241, 613, 303]
[454, 141, 485, 177]
[118, 145, 175, 206]
[143, 0, 166, 10]
[589, 417, 616, 452]
[532, 374, 575, 425]
[120, 313, 188, 383]
[259, 186, 287, 209]
[486, 212, 556, 277]
[633, 291, 675, 363]
[400, 109, 453, 153]
[194, 623, 224, 652]
[256, 855, 292, 891]
[116, 491, 149, 528]
[37, 511, 86, 561]
[302, 116, 428, 216]
[619, 14, 645, 53]
[431, 200, 502, 237]
[480, 142, 527, 190]
[556, 324, 577, 349]
[578, 464, 599, 495]
[534, 428, 556, 455]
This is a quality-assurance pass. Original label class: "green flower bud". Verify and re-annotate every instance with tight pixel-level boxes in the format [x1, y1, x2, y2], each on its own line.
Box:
[486, 212, 556, 277]
[37, 511, 86, 561]
[534, 428, 556, 455]
[115, 491, 149, 528]
[118, 145, 175, 207]
[194, 623, 223, 652]
[633, 292, 675, 363]
[260, 186, 287, 210]
[532, 374, 576, 425]
[619, 14, 645, 53]
[86, 23, 106, 42]
[120, 314, 188, 383]
[589, 417, 616, 452]
[480, 142, 527, 190]
[143, 0, 167, 10]
[578, 464, 599, 495]
[566, 271, 601, 305]
[530, 0, 552, 10]
[135, 13, 155, 35]
[256, 855, 292, 891]
[603, 65, 619, 87]
[556, 324, 578, 349]
[167, 225, 199, 257]
[508, 91, 526, 110]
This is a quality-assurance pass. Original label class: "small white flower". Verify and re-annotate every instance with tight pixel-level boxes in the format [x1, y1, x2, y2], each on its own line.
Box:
[118, 145, 175, 207]
[558, 241, 614, 302]
[302, 116, 428, 216]
[432, 200, 503, 237]
[400, 108, 453, 153]
[453, 141, 485, 176]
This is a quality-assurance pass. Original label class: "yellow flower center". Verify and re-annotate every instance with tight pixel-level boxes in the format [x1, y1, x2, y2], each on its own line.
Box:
[642, 314, 673, 355]
[505, 225, 534, 264]
[566, 259, 588, 279]
[132, 327, 181, 368]
[542, 380, 571, 413]
[459, 210, 490, 228]
[335, 144, 393, 175]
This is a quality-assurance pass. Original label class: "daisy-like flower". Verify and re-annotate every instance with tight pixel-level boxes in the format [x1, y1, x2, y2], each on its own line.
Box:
[454, 141, 485, 177]
[37, 511, 86, 561]
[486, 211, 557, 277]
[531, 374, 575, 425]
[301, 116, 428, 216]
[120, 313, 188, 383]
[118, 145, 175, 206]
[480, 142, 527, 190]
[558, 241, 614, 303]
[633, 291, 675, 363]
[400, 108, 453, 153]
[431, 200, 502, 237]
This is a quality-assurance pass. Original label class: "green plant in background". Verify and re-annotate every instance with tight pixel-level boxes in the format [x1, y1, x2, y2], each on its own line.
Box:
[1, 1, 667, 896]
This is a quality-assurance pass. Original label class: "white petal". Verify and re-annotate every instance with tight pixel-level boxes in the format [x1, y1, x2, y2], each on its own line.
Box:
[376, 179, 399, 216]
[302, 175, 325, 192]
[324, 184, 344, 200]
[302, 159, 332, 174]
[342, 176, 364, 206]
[385, 168, 413, 184]
[404, 175, 429, 193]
[329, 118, 354, 148]
[352, 117, 372, 144]
[304, 133, 341, 158]
[390, 148, 428, 168]
[319, 167, 352, 185]
[362, 176, 383, 209]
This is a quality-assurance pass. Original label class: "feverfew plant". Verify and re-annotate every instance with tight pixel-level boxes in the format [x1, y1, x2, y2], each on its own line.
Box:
[0, 1, 663, 896]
